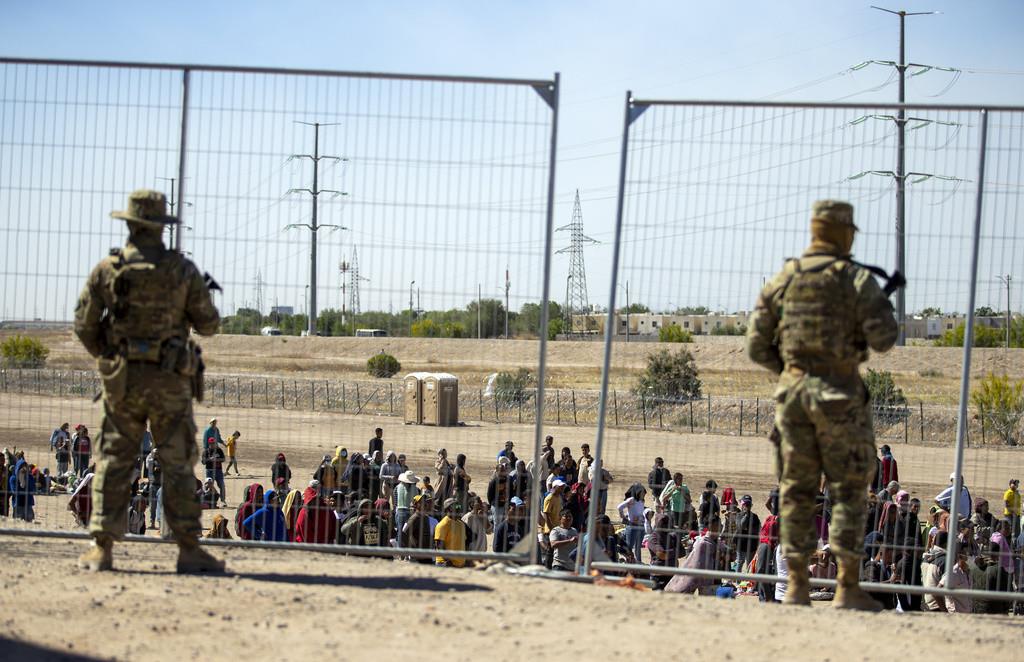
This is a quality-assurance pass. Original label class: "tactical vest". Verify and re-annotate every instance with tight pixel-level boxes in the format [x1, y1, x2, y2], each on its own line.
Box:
[778, 257, 861, 370]
[106, 247, 191, 361]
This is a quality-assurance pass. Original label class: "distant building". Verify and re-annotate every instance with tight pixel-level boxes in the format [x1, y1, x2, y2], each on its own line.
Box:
[270, 305, 294, 316]
[570, 312, 749, 338]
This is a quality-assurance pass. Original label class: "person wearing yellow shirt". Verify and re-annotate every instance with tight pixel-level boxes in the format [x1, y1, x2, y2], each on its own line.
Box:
[540, 480, 566, 568]
[1004, 478, 1021, 539]
[434, 498, 468, 567]
[224, 431, 240, 475]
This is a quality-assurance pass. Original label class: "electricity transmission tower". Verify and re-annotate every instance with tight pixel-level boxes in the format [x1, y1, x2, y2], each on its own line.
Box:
[285, 121, 348, 336]
[339, 247, 369, 335]
[556, 190, 598, 337]
[858, 6, 955, 345]
[253, 270, 265, 316]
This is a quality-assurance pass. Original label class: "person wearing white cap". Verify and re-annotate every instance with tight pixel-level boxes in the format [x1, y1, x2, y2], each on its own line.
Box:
[202, 418, 223, 449]
[935, 473, 972, 522]
[394, 470, 420, 546]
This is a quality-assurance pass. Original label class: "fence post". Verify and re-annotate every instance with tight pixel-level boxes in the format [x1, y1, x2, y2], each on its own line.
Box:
[479, 389, 483, 421]
[919, 401, 924, 443]
[250, 380, 254, 408]
[903, 406, 908, 444]
[641, 394, 647, 430]
[356, 383, 361, 414]
[689, 400, 694, 433]
[294, 380, 299, 409]
[311, 381, 315, 411]
[389, 382, 394, 414]
[980, 403, 985, 445]
[556, 389, 561, 425]
[495, 392, 500, 422]
[571, 390, 577, 425]
[613, 390, 619, 427]
[280, 379, 285, 409]
[755, 397, 760, 435]
[518, 396, 523, 423]
[658, 405, 663, 429]
[342, 384, 347, 413]
[325, 381, 331, 409]
[739, 400, 744, 436]
[59, 372, 63, 397]
[707, 395, 712, 432]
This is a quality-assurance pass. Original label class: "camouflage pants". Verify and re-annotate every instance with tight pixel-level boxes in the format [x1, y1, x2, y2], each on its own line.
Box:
[90, 363, 201, 542]
[774, 375, 875, 562]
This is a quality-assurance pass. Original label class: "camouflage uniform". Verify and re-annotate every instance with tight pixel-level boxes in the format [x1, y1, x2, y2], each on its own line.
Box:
[747, 200, 897, 607]
[74, 190, 221, 571]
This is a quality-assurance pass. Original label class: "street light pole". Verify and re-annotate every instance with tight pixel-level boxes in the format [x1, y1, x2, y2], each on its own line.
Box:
[998, 274, 1013, 348]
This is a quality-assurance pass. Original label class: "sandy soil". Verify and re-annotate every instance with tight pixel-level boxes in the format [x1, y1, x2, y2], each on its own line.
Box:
[10, 330, 1024, 402]
[3, 391, 1022, 535]
[2, 536, 1021, 662]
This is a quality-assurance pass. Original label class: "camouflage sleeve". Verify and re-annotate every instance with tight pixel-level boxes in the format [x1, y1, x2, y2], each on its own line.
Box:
[183, 260, 220, 336]
[73, 262, 108, 358]
[853, 267, 898, 353]
[746, 270, 788, 374]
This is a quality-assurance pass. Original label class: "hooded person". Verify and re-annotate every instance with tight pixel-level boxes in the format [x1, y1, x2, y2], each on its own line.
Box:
[294, 484, 337, 545]
[8, 456, 35, 522]
[270, 453, 291, 490]
[205, 514, 233, 540]
[282, 487, 304, 541]
[242, 489, 287, 542]
[235, 483, 264, 540]
[380, 450, 403, 501]
[340, 498, 386, 546]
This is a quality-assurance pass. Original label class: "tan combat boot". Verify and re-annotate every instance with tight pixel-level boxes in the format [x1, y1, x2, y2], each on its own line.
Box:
[833, 556, 883, 612]
[177, 539, 226, 574]
[78, 536, 113, 572]
[782, 554, 811, 606]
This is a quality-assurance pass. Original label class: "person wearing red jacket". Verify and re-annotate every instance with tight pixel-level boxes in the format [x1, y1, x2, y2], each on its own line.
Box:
[294, 485, 337, 544]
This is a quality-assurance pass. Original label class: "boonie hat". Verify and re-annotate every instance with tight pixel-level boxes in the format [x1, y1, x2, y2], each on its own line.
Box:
[111, 189, 179, 228]
[811, 199, 858, 231]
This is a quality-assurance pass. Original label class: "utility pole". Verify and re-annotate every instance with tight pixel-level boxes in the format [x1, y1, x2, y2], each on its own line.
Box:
[409, 280, 416, 335]
[871, 6, 940, 345]
[504, 266, 510, 339]
[285, 121, 348, 336]
[998, 274, 1013, 348]
[623, 280, 630, 343]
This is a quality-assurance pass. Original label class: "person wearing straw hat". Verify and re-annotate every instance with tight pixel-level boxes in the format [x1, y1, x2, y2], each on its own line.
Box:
[73, 189, 224, 574]
[747, 200, 898, 610]
[394, 470, 419, 546]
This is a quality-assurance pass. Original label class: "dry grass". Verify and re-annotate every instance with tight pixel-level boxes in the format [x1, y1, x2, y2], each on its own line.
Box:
[6, 330, 1023, 405]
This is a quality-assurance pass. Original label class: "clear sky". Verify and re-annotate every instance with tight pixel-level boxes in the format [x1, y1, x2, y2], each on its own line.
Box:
[2, 1, 1023, 320]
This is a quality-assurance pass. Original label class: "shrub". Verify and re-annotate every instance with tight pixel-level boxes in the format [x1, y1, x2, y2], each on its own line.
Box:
[1, 335, 49, 368]
[493, 368, 534, 405]
[933, 322, 1017, 348]
[971, 373, 1024, 446]
[864, 369, 908, 424]
[658, 324, 693, 343]
[366, 352, 401, 378]
[633, 348, 702, 403]
[709, 324, 747, 336]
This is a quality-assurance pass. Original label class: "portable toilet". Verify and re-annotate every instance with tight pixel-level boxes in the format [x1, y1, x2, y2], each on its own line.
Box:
[403, 372, 430, 424]
[422, 373, 458, 427]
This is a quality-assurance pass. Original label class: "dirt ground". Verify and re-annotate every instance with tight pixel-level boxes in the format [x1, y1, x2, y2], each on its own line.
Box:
[11, 330, 1024, 403]
[2, 537, 1021, 662]
[3, 391, 1022, 535]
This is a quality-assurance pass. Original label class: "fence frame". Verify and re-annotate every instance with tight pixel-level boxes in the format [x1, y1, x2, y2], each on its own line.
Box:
[0, 56, 561, 567]
[582, 93, 1024, 606]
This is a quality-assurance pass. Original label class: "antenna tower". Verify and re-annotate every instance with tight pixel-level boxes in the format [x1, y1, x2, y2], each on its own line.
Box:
[556, 190, 598, 336]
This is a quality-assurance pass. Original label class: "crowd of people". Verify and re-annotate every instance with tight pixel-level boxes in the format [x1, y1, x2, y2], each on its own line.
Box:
[4, 421, 1023, 613]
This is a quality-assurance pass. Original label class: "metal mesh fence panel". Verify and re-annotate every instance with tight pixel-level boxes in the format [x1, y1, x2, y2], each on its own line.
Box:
[0, 59, 559, 566]
[582, 98, 1024, 607]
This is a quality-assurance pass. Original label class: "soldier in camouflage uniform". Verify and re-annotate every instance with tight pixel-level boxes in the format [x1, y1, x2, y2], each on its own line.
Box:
[74, 190, 224, 573]
[746, 200, 898, 610]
